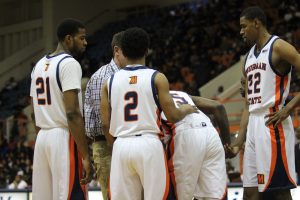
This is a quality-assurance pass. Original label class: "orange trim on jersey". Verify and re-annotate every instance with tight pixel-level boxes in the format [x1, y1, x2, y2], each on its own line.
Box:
[283, 75, 289, 92]
[263, 108, 278, 191]
[274, 76, 281, 106]
[167, 134, 178, 200]
[277, 122, 297, 187]
[156, 109, 163, 137]
[162, 149, 170, 200]
[68, 136, 75, 200]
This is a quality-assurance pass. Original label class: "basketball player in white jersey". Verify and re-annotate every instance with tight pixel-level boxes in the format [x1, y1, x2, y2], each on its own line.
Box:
[30, 19, 92, 200]
[161, 91, 230, 200]
[100, 27, 198, 200]
[226, 6, 300, 200]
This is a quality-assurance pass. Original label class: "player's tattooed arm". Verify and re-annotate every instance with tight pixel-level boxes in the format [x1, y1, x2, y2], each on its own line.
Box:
[64, 89, 93, 184]
[191, 96, 231, 146]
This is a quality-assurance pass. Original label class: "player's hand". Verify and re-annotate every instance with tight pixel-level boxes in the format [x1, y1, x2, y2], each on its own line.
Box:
[224, 144, 240, 159]
[265, 107, 289, 128]
[80, 157, 93, 185]
[178, 104, 199, 114]
[240, 77, 246, 98]
[105, 134, 115, 147]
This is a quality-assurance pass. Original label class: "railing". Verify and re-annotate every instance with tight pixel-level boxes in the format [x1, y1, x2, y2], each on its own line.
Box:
[0, 0, 42, 27]
[1, 186, 300, 200]
[0, 19, 43, 61]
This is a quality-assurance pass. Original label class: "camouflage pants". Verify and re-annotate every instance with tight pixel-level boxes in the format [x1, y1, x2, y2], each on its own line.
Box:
[92, 140, 112, 200]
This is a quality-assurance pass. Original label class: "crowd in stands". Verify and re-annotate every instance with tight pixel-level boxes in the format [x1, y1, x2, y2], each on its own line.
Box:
[84, 0, 300, 95]
[0, 129, 33, 189]
[0, 0, 299, 189]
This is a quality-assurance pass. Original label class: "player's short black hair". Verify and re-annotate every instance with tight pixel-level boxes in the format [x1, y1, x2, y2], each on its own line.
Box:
[240, 6, 267, 26]
[111, 31, 124, 51]
[120, 27, 149, 60]
[56, 18, 85, 42]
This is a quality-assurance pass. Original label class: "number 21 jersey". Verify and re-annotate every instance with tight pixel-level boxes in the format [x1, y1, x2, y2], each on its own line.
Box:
[244, 35, 291, 113]
[30, 53, 82, 129]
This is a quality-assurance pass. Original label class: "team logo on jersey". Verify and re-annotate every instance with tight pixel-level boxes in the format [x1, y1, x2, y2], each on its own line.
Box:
[45, 63, 50, 71]
[257, 174, 265, 184]
[129, 76, 137, 84]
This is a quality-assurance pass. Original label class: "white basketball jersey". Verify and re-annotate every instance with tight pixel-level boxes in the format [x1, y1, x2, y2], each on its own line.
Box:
[30, 53, 82, 129]
[108, 65, 161, 137]
[162, 90, 212, 128]
[245, 36, 291, 113]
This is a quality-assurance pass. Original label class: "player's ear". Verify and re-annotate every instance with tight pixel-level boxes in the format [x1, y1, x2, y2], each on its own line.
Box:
[64, 35, 73, 44]
[254, 18, 260, 29]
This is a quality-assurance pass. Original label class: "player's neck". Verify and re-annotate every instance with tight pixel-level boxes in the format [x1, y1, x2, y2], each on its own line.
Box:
[50, 43, 71, 56]
[125, 57, 145, 66]
[256, 31, 271, 51]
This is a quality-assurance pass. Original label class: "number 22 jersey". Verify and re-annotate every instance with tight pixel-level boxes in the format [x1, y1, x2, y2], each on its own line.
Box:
[244, 35, 291, 113]
[30, 53, 83, 129]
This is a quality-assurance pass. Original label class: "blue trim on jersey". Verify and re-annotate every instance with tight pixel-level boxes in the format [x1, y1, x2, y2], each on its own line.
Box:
[254, 35, 274, 58]
[56, 56, 72, 92]
[123, 66, 148, 71]
[279, 77, 285, 105]
[266, 108, 296, 191]
[269, 37, 291, 77]
[46, 52, 70, 59]
[108, 74, 115, 103]
[151, 71, 162, 111]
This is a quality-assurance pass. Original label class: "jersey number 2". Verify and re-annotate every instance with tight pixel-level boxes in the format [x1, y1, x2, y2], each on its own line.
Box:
[124, 91, 138, 121]
[36, 77, 51, 105]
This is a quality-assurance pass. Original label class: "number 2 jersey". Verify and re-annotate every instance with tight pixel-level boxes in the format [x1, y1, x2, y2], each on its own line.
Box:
[245, 35, 291, 113]
[108, 65, 161, 137]
[30, 53, 83, 129]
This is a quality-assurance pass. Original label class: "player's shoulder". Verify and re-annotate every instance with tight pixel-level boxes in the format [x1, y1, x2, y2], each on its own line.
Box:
[58, 54, 77, 65]
[272, 37, 291, 50]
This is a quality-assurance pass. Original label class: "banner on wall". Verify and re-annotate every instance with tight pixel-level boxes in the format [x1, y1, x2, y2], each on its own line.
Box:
[1, 187, 300, 200]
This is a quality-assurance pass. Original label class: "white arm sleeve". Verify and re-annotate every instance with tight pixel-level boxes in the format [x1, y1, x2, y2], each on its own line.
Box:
[60, 59, 82, 92]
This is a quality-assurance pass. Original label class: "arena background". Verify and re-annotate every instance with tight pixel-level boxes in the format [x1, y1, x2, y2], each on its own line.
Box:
[0, 0, 299, 199]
